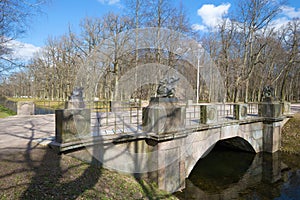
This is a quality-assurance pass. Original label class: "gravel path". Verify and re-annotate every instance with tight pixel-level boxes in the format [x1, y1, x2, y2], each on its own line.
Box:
[0, 114, 55, 154]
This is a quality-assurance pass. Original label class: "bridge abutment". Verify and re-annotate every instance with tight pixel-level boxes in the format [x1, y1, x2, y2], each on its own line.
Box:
[146, 138, 186, 192]
[258, 102, 283, 153]
[263, 119, 282, 153]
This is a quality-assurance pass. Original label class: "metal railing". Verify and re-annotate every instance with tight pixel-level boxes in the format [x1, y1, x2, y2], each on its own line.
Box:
[91, 106, 142, 136]
[16, 99, 262, 135]
[248, 102, 259, 116]
[185, 102, 261, 127]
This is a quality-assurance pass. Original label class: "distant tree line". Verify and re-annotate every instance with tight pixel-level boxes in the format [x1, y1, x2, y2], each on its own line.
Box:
[0, 0, 299, 102]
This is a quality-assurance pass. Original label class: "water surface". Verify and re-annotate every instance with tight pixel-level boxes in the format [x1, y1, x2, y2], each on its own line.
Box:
[175, 145, 300, 199]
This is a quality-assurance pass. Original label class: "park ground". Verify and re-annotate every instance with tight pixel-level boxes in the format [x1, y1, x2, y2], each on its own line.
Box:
[0, 106, 299, 199]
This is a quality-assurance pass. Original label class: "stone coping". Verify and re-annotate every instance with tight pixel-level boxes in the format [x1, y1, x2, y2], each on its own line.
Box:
[49, 116, 286, 153]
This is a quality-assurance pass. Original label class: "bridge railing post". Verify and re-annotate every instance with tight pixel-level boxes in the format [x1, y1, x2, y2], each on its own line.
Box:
[54, 108, 91, 146]
[281, 101, 291, 115]
[233, 103, 248, 120]
[200, 104, 217, 124]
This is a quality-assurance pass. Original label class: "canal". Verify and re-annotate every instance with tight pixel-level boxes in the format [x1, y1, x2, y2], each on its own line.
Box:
[175, 143, 300, 199]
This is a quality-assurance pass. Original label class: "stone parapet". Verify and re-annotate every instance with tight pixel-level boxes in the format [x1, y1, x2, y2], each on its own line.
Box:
[55, 109, 91, 144]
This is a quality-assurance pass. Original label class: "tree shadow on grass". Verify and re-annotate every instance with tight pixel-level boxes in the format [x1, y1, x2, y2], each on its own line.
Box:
[20, 121, 103, 200]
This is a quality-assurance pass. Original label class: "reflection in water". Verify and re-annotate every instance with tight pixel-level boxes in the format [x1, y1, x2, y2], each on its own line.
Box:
[189, 146, 255, 193]
[175, 145, 300, 199]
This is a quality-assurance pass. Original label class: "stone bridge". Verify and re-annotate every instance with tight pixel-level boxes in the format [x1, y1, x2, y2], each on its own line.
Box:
[50, 100, 293, 193]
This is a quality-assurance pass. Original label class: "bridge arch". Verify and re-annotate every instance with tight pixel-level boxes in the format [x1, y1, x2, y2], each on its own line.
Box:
[184, 153, 262, 199]
[185, 129, 260, 178]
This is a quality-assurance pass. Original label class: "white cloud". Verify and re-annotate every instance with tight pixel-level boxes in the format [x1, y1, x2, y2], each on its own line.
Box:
[270, 17, 290, 30]
[191, 24, 207, 31]
[193, 3, 231, 31]
[192, 4, 300, 32]
[269, 6, 300, 31]
[7, 40, 40, 62]
[281, 6, 300, 19]
[97, 0, 120, 5]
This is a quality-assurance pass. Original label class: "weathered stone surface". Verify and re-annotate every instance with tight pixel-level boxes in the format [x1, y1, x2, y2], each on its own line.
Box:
[156, 77, 179, 98]
[262, 85, 277, 102]
[54, 100, 286, 194]
[233, 104, 248, 120]
[66, 100, 85, 109]
[142, 97, 185, 134]
[55, 109, 91, 143]
[61, 115, 285, 193]
[17, 101, 35, 115]
[258, 103, 282, 118]
[200, 104, 217, 124]
[67, 87, 85, 109]
[263, 121, 281, 153]
[147, 138, 186, 193]
[281, 101, 291, 115]
[221, 124, 239, 139]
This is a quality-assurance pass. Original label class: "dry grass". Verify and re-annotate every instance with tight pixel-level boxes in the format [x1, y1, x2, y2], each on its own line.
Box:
[281, 113, 300, 154]
[0, 148, 177, 200]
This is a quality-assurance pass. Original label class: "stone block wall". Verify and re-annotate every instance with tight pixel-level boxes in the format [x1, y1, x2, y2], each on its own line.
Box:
[17, 101, 35, 115]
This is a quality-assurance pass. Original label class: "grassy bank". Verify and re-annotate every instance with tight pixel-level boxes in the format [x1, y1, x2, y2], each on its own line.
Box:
[0, 148, 177, 200]
[0, 105, 16, 118]
[7, 97, 65, 110]
[281, 113, 300, 154]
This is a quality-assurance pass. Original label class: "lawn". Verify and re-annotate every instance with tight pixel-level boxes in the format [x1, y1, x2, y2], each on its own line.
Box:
[0, 105, 16, 118]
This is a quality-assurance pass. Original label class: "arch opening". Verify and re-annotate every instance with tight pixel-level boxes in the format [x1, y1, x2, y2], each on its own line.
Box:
[217, 137, 257, 153]
[188, 140, 256, 193]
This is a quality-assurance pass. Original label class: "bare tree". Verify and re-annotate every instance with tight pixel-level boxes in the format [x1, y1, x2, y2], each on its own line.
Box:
[234, 0, 284, 102]
[273, 19, 300, 100]
[0, 0, 47, 77]
[101, 13, 132, 100]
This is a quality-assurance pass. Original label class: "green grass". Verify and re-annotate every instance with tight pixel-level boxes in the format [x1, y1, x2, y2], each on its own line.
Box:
[0, 105, 16, 118]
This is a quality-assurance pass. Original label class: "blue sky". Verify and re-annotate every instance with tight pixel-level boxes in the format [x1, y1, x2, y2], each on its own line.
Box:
[13, 0, 300, 60]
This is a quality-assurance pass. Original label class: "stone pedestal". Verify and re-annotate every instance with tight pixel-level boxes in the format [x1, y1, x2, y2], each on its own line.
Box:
[142, 97, 186, 134]
[258, 103, 282, 118]
[17, 101, 35, 115]
[200, 104, 217, 124]
[233, 104, 248, 120]
[281, 101, 291, 115]
[258, 102, 282, 153]
[55, 109, 91, 143]
[65, 100, 85, 109]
